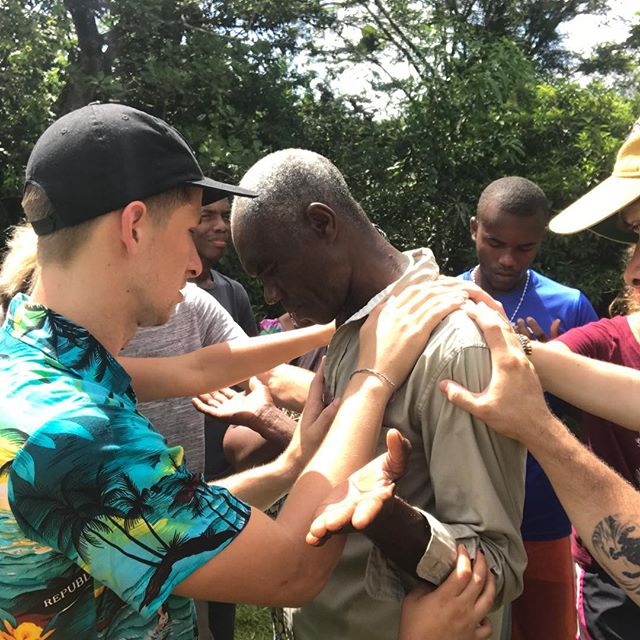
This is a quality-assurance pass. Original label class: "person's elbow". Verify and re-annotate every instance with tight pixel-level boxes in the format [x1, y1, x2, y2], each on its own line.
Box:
[272, 552, 335, 606]
[480, 535, 525, 609]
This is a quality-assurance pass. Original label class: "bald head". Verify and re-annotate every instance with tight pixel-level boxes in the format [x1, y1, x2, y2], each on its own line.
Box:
[477, 176, 550, 223]
[230, 149, 369, 237]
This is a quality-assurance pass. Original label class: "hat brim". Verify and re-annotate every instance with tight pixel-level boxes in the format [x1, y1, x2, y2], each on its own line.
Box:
[187, 176, 258, 205]
[549, 175, 640, 244]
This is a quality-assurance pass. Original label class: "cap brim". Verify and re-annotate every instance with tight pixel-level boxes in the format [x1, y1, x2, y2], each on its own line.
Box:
[188, 176, 258, 205]
[549, 175, 640, 244]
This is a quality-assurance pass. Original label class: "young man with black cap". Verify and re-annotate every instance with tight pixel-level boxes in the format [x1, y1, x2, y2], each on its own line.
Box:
[0, 102, 454, 639]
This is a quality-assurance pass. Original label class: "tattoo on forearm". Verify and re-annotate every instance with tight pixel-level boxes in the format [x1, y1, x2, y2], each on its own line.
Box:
[592, 514, 640, 593]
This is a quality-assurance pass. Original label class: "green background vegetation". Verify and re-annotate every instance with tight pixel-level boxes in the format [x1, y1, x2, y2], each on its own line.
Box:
[2, 1, 639, 317]
[1, 2, 638, 637]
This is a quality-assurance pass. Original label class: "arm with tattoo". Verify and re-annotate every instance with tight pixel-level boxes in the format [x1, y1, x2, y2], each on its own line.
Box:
[441, 301, 640, 605]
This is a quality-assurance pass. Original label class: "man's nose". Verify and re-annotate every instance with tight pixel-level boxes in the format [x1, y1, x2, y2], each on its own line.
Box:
[498, 251, 516, 268]
[263, 281, 282, 306]
[187, 240, 203, 279]
[212, 213, 228, 233]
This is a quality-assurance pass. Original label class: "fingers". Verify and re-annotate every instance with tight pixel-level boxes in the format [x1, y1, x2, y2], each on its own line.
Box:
[384, 429, 412, 479]
[191, 396, 211, 415]
[473, 569, 496, 619]
[434, 545, 473, 598]
[200, 387, 238, 406]
[305, 398, 340, 436]
[476, 617, 494, 640]
[439, 379, 483, 418]
[514, 318, 528, 336]
[516, 316, 549, 342]
[306, 500, 355, 546]
[514, 316, 559, 342]
[464, 302, 522, 358]
[351, 485, 394, 529]
[525, 316, 546, 340]
[462, 550, 488, 602]
[301, 358, 326, 424]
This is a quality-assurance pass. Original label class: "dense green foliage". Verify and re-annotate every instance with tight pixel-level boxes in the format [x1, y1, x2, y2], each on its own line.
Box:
[1, 0, 638, 315]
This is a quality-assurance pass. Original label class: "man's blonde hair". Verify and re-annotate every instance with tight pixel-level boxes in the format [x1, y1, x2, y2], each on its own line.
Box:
[22, 183, 195, 266]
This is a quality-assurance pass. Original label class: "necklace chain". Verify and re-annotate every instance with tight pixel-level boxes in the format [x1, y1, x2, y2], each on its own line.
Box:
[472, 266, 530, 324]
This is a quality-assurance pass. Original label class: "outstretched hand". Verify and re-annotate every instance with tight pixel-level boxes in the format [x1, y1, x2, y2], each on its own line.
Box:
[192, 376, 274, 426]
[306, 428, 411, 545]
[399, 546, 495, 640]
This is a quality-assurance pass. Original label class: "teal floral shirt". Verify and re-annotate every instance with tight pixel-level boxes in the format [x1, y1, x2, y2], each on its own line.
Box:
[0, 294, 251, 640]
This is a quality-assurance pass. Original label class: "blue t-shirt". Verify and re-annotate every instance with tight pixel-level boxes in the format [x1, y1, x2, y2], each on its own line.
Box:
[0, 294, 251, 639]
[460, 268, 599, 540]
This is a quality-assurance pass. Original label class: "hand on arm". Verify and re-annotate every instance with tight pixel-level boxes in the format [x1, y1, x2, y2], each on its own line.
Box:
[442, 300, 640, 606]
[174, 282, 471, 606]
[398, 547, 495, 640]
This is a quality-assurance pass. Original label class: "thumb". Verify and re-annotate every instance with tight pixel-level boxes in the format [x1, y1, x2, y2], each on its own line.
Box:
[550, 318, 561, 339]
[437, 545, 473, 597]
[385, 429, 411, 479]
[439, 379, 479, 414]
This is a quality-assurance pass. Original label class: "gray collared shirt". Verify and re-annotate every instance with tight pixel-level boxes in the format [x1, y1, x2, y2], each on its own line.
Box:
[288, 248, 526, 640]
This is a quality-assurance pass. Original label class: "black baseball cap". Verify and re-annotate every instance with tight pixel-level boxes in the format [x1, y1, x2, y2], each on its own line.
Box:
[25, 102, 257, 236]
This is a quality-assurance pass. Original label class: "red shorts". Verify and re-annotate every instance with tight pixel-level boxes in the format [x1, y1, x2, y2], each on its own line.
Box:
[511, 537, 577, 640]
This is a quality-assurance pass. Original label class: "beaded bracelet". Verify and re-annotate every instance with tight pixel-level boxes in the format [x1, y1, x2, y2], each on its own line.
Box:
[349, 367, 397, 390]
[516, 333, 533, 356]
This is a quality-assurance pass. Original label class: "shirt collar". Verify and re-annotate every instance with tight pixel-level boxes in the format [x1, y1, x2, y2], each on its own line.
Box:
[4, 293, 132, 395]
[343, 248, 440, 325]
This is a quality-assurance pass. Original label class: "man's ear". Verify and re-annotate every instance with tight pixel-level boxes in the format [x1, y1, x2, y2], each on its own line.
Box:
[305, 202, 338, 241]
[119, 201, 148, 254]
[470, 216, 479, 241]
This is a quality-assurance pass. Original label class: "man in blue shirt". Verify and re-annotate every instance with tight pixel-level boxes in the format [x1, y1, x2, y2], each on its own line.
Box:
[460, 176, 598, 640]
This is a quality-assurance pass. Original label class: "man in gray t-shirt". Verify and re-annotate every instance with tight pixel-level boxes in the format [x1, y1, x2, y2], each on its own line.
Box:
[120, 282, 245, 474]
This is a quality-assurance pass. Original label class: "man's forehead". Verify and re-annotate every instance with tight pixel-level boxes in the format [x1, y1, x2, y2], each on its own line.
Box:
[234, 220, 278, 266]
[202, 198, 230, 214]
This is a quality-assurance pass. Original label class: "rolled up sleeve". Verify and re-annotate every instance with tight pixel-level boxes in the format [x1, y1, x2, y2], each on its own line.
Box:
[415, 343, 527, 606]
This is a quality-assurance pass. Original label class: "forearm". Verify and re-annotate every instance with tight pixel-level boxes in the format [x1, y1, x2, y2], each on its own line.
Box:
[277, 376, 392, 540]
[214, 448, 301, 511]
[364, 495, 432, 578]
[223, 425, 285, 471]
[526, 412, 640, 605]
[257, 364, 314, 412]
[531, 341, 640, 431]
[121, 324, 332, 402]
[242, 404, 297, 447]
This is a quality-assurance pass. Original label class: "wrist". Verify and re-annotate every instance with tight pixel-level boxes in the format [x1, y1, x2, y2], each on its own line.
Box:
[525, 412, 564, 455]
[515, 333, 532, 356]
[349, 367, 396, 400]
[252, 405, 295, 446]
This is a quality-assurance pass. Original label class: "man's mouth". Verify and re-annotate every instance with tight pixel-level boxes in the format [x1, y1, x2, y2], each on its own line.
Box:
[494, 271, 518, 280]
